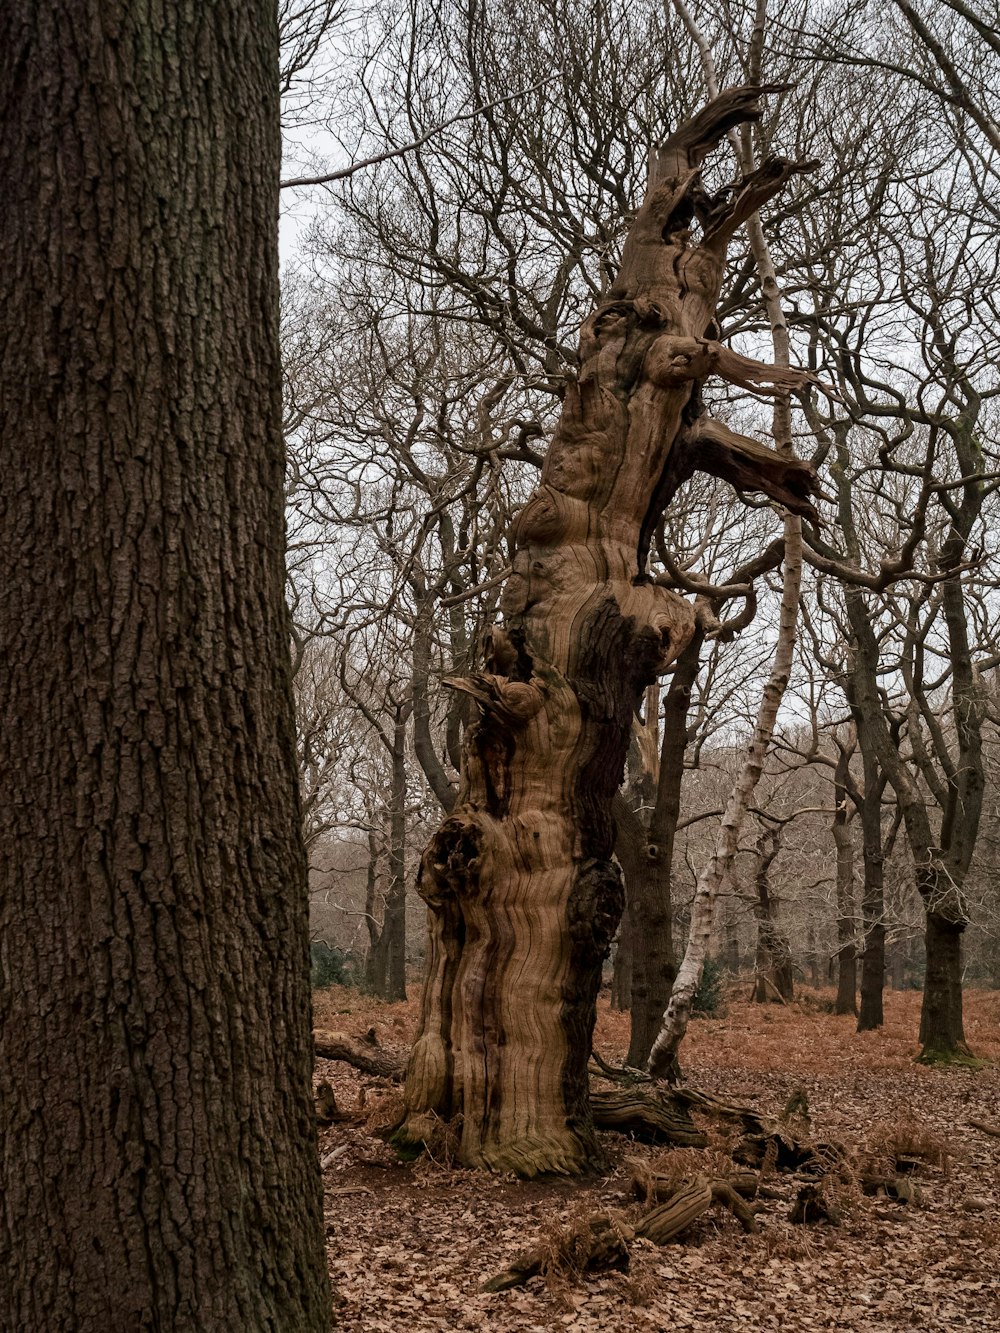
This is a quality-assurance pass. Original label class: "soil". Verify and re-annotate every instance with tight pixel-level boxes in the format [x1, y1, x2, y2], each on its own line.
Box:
[314, 985, 1000, 1332]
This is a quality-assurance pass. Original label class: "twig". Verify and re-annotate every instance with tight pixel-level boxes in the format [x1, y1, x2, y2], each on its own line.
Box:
[280, 82, 551, 188]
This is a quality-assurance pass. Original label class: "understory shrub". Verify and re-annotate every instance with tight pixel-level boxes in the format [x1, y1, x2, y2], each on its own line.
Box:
[310, 940, 347, 989]
[692, 957, 727, 1017]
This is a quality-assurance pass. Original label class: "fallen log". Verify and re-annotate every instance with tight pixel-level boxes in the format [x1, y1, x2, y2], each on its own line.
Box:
[631, 1162, 759, 1203]
[590, 1088, 707, 1147]
[636, 1176, 713, 1243]
[969, 1118, 1000, 1138]
[708, 1179, 758, 1232]
[313, 1030, 405, 1081]
[635, 1176, 757, 1243]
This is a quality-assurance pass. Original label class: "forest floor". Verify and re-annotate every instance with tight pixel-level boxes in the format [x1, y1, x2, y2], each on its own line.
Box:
[313, 984, 1000, 1332]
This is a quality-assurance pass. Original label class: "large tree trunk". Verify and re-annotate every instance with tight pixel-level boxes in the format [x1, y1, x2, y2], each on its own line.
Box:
[400, 88, 816, 1174]
[0, 3, 330, 1328]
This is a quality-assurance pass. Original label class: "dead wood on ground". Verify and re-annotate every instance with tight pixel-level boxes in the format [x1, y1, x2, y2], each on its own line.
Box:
[313, 1030, 405, 1081]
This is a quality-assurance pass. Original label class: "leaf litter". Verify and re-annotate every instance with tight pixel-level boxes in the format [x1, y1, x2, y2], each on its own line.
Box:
[314, 985, 1000, 1331]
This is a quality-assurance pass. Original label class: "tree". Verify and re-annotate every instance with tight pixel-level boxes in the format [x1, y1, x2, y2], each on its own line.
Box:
[398, 85, 817, 1175]
[0, 3, 331, 1327]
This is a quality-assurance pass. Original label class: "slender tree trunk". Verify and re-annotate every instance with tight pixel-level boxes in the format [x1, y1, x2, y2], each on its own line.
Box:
[645, 18, 810, 1078]
[401, 88, 816, 1173]
[854, 727, 887, 1030]
[0, 4, 330, 1326]
[648, 510, 802, 1075]
[364, 828, 389, 996]
[833, 749, 857, 1015]
[383, 702, 410, 1001]
[751, 830, 794, 1003]
[413, 591, 458, 813]
[624, 634, 701, 1066]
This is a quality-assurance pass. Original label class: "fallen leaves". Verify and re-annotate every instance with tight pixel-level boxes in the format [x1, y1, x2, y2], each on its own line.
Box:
[318, 986, 1000, 1331]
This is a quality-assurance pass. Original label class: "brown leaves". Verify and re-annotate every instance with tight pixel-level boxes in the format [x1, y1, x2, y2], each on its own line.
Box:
[316, 985, 1000, 1331]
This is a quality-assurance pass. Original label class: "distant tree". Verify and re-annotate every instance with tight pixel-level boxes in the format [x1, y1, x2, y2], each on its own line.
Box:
[0, 3, 330, 1326]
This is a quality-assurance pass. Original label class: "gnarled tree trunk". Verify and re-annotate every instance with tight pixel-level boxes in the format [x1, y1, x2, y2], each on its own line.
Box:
[400, 87, 817, 1174]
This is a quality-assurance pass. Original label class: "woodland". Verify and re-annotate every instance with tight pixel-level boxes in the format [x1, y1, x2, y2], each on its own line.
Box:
[1, 0, 1000, 1330]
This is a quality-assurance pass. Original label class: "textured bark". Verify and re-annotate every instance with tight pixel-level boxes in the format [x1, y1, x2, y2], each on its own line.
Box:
[589, 1089, 706, 1146]
[402, 87, 815, 1173]
[0, 4, 330, 1329]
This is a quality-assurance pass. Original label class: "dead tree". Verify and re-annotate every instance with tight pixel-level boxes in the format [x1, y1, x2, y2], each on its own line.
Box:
[398, 86, 817, 1175]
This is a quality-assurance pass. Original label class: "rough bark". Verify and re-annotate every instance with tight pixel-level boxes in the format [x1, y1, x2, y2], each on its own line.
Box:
[401, 86, 816, 1173]
[0, 4, 330, 1328]
[589, 1089, 706, 1146]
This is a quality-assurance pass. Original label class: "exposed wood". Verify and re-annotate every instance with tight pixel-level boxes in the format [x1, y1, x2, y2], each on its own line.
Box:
[315, 1081, 352, 1124]
[483, 1167, 761, 1293]
[401, 84, 817, 1174]
[313, 1030, 406, 1081]
[631, 1163, 760, 1205]
[709, 1180, 759, 1232]
[590, 1089, 707, 1146]
[636, 1176, 714, 1243]
[678, 417, 818, 522]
